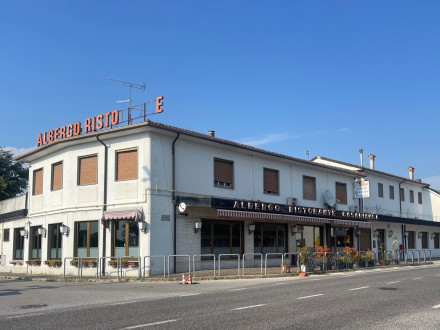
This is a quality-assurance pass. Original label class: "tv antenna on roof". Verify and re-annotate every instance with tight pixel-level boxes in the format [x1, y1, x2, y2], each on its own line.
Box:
[108, 78, 146, 109]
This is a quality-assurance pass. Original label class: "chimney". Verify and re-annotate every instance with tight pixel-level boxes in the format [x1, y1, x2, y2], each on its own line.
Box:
[208, 130, 215, 137]
[408, 166, 415, 180]
[369, 154, 375, 170]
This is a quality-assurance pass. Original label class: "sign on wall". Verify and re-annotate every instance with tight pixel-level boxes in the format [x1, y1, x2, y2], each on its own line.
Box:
[354, 179, 370, 198]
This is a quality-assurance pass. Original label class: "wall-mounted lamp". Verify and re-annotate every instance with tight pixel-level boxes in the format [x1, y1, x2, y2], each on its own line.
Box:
[431, 233, 436, 240]
[404, 231, 409, 237]
[373, 230, 379, 237]
[138, 222, 147, 233]
[194, 221, 202, 233]
[60, 225, 69, 236]
[388, 230, 394, 238]
[248, 224, 256, 235]
[291, 226, 298, 236]
[38, 227, 46, 238]
[417, 232, 423, 239]
[20, 229, 28, 239]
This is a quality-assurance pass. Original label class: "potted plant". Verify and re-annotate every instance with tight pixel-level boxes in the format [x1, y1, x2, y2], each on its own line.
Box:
[45, 259, 62, 267]
[314, 245, 332, 271]
[10, 260, 23, 266]
[26, 259, 41, 266]
[126, 258, 138, 267]
[108, 258, 118, 268]
[83, 258, 98, 267]
[343, 246, 357, 269]
[296, 246, 309, 273]
[70, 259, 79, 267]
[366, 249, 375, 266]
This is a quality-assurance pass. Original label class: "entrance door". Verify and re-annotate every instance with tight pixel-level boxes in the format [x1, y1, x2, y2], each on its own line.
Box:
[359, 229, 371, 251]
[377, 229, 386, 254]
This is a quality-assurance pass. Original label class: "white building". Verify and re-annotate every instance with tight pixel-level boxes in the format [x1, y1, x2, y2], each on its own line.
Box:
[313, 155, 440, 258]
[1, 119, 439, 276]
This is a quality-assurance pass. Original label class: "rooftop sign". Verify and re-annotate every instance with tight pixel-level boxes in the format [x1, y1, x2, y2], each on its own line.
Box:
[36, 96, 164, 147]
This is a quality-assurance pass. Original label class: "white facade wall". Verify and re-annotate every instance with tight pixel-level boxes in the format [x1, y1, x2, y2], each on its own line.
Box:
[1, 125, 440, 276]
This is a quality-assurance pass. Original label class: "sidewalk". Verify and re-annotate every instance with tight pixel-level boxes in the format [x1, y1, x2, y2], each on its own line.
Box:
[1, 260, 438, 283]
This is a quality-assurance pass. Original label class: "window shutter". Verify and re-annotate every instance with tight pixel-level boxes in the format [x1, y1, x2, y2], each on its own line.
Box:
[214, 159, 233, 185]
[79, 155, 97, 185]
[116, 149, 138, 181]
[303, 176, 316, 200]
[336, 182, 347, 204]
[33, 169, 43, 195]
[264, 168, 278, 194]
[51, 162, 63, 190]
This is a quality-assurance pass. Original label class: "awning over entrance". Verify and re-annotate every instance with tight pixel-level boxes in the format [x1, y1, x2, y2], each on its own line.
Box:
[101, 208, 143, 229]
[217, 209, 371, 228]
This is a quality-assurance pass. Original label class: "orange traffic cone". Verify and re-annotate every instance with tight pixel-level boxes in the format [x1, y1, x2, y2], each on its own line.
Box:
[188, 273, 192, 285]
[182, 273, 186, 284]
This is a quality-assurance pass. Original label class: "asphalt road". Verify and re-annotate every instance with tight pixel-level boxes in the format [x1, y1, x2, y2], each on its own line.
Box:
[1, 264, 440, 329]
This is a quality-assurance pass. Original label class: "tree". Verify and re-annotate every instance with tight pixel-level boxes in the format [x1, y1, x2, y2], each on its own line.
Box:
[0, 147, 28, 201]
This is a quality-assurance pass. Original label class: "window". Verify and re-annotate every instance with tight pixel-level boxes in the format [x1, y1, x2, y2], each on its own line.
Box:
[409, 190, 414, 203]
[29, 226, 42, 259]
[331, 227, 354, 248]
[418, 192, 423, 204]
[335, 182, 347, 204]
[201, 220, 243, 257]
[389, 186, 395, 200]
[400, 188, 405, 202]
[32, 168, 43, 195]
[112, 221, 139, 257]
[300, 226, 323, 248]
[214, 158, 233, 188]
[407, 231, 415, 249]
[254, 223, 287, 254]
[48, 223, 62, 259]
[378, 183, 384, 198]
[3, 229, 9, 242]
[78, 155, 97, 185]
[421, 232, 428, 249]
[13, 228, 24, 259]
[75, 221, 98, 258]
[116, 149, 138, 181]
[303, 176, 316, 200]
[434, 233, 440, 249]
[51, 162, 63, 191]
[263, 168, 279, 195]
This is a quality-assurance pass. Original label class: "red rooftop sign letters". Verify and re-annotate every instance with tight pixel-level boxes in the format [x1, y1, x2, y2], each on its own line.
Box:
[36, 96, 164, 147]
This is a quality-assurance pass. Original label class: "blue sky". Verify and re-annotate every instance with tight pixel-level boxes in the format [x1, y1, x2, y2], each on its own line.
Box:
[1, 1, 439, 188]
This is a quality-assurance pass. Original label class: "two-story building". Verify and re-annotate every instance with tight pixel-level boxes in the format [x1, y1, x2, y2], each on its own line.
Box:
[313, 155, 440, 258]
[0, 118, 439, 276]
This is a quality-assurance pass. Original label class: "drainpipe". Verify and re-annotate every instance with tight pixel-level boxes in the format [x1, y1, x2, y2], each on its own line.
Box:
[398, 180, 406, 217]
[96, 135, 108, 275]
[172, 133, 180, 273]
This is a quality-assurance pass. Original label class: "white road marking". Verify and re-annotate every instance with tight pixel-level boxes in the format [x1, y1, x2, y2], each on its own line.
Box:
[432, 304, 440, 309]
[386, 281, 401, 284]
[296, 294, 325, 300]
[179, 293, 200, 297]
[6, 312, 45, 319]
[232, 304, 266, 311]
[123, 319, 178, 329]
[412, 277, 422, 280]
[435, 274, 440, 277]
[349, 286, 370, 291]
[274, 283, 287, 286]
[230, 288, 247, 291]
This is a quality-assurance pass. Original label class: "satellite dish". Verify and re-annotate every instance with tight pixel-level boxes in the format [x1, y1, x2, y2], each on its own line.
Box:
[323, 190, 336, 208]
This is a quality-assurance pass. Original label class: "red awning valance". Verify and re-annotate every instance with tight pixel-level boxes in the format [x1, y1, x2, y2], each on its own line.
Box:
[101, 208, 143, 228]
[217, 209, 371, 228]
